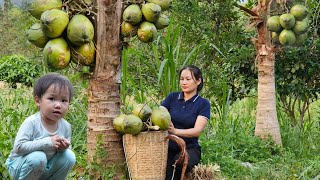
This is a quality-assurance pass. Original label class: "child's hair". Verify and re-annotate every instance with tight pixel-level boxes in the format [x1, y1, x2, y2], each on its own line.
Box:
[179, 65, 204, 92]
[33, 73, 74, 101]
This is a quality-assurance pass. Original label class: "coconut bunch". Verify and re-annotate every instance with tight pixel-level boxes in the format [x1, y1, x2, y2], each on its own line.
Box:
[121, 0, 172, 43]
[113, 103, 171, 135]
[26, 0, 95, 70]
[267, 4, 309, 46]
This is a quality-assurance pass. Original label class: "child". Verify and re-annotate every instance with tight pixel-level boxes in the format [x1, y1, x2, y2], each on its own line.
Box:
[6, 73, 76, 180]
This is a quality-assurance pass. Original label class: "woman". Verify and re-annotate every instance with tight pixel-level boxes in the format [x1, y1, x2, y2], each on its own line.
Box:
[161, 65, 210, 180]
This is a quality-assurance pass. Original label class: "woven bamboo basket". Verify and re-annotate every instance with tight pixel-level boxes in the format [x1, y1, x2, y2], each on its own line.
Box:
[123, 131, 169, 180]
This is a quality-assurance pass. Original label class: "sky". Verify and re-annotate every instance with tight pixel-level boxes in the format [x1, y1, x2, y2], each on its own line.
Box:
[0, 0, 28, 8]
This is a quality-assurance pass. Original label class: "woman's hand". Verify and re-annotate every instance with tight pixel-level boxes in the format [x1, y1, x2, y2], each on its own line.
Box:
[168, 115, 208, 138]
[168, 122, 176, 135]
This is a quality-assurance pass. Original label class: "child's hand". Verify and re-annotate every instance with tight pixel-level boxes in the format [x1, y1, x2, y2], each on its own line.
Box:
[57, 137, 70, 151]
[51, 135, 62, 149]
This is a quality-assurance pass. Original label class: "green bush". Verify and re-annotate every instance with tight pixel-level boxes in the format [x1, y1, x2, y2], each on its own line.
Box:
[0, 55, 41, 88]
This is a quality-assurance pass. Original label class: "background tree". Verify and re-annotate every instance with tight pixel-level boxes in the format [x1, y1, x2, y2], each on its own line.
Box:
[3, 0, 12, 11]
[275, 0, 320, 127]
[238, 0, 282, 144]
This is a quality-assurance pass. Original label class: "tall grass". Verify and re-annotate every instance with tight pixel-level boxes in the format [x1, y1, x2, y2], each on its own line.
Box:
[0, 87, 37, 179]
[201, 87, 320, 179]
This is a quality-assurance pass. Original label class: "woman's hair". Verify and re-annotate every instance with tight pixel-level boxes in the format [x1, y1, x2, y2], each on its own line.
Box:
[33, 73, 74, 101]
[179, 65, 203, 92]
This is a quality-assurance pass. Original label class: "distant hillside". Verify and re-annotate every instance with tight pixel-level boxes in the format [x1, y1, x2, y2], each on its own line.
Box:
[0, 0, 28, 9]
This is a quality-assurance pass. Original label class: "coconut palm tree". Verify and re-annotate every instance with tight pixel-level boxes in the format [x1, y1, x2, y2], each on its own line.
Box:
[87, 0, 125, 178]
[238, 0, 282, 144]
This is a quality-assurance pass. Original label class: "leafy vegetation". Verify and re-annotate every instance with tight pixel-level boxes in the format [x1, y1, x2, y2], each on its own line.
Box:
[0, 55, 42, 87]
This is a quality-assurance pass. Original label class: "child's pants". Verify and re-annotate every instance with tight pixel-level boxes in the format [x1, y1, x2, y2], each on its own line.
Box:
[6, 149, 76, 180]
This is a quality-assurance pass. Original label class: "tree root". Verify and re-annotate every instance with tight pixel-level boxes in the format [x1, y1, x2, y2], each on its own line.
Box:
[165, 134, 189, 180]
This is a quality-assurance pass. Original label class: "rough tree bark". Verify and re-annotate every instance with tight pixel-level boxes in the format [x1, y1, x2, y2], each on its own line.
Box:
[87, 0, 125, 179]
[254, 0, 282, 145]
[239, 0, 282, 145]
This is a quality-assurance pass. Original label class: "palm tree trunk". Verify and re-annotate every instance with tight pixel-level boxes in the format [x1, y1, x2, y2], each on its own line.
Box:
[255, 45, 282, 144]
[254, 0, 282, 145]
[87, 0, 125, 178]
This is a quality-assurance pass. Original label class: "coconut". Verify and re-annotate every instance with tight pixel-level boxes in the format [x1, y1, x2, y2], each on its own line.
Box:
[267, 16, 282, 32]
[26, 23, 49, 48]
[67, 14, 94, 46]
[290, 4, 308, 21]
[132, 103, 152, 122]
[43, 37, 70, 69]
[279, 13, 296, 29]
[146, 0, 172, 11]
[141, 3, 161, 22]
[271, 32, 280, 44]
[121, 21, 137, 37]
[279, 29, 296, 46]
[294, 33, 308, 46]
[71, 41, 95, 66]
[28, 0, 62, 19]
[151, 106, 171, 130]
[113, 114, 126, 134]
[123, 4, 142, 25]
[292, 19, 308, 35]
[41, 9, 69, 38]
[155, 14, 170, 29]
[137, 21, 157, 43]
[123, 115, 143, 135]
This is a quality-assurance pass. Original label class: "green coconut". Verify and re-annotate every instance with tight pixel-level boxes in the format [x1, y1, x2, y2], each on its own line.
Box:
[43, 37, 70, 69]
[28, 0, 62, 19]
[271, 32, 280, 44]
[137, 21, 157, 43]
[154, 14, 170, 29]
[71, 41, 95, 66]
[141, 3, 161, 22]
[113, 114, 126, 134]
[294, 33, 308, 46]
[67, 14, 94, 46]
[123, 4, 142, 25]
[132, 103, 152, 122]
[151, 106, 171, 130]
[290, 4, 308, 21]
[41, 9, 69, 38]
[146, 0, 172, 11]
[267, 16, 282, 32]
[123, 115, 143, 135]
[26, 23, 49, 48]
[279, 13, 296, 29]
[121, 21, 137, 37]
[292, 19, 309, 35]
[279, 29, 296, 46]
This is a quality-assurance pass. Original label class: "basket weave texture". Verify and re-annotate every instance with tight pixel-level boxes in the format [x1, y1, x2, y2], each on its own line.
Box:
[123, 131, 168, 180]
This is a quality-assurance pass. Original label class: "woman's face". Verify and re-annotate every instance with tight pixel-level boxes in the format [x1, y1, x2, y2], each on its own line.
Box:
[179, 69, 201, 94]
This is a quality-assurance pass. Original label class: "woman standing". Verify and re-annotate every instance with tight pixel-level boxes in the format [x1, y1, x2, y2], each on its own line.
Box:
[161, 65, 210, 180]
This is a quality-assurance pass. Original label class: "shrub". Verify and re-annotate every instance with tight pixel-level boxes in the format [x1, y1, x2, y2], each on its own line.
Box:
[0, 55, 41, 88]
